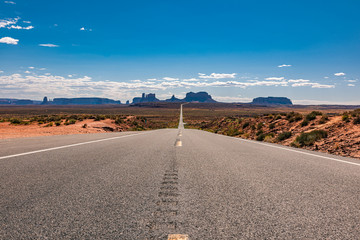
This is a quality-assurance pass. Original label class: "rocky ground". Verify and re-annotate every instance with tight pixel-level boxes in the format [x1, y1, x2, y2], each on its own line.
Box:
[0, 115, 176, 139]
[186, 110, 360, 159]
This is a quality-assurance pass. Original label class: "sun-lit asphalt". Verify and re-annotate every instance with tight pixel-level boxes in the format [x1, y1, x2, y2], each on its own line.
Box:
[1, 106, 360, 239]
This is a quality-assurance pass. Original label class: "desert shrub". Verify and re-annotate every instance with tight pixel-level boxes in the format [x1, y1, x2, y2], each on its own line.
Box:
[242, 122, 250, 129]
[295, 130, 328, 147]
[55, 121, 61, 126]
[269, 123, 276, 129]
[275, 115, 282, 120]
[342, 114, 350, 122]
[68, 119, 76, 124]
[353, 116, 360, 125]
[251, 125, 256, 130]
[257, 122, 264, 130]
[301, 119, 309, 127]
[115, 118, 124, 125]
[10, 118, 21, 124]
[94, 115, 106, 121]
[45, 122, 53, 127]
[319, 115, 329, 124]
[82, 123, 87, 128]
[305, 111, 322, 121]
[226, 127, 241, 136]
[256, 130, 263, 136]
[277, 131, 292, 141]
[256, 133, 266, 141]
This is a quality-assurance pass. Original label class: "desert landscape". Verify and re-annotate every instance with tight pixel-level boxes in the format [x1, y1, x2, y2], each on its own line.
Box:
[1, 103, 359, 159]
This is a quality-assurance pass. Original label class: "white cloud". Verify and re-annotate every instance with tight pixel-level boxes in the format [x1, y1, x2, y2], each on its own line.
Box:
[265, 77, 285, 81]
[68, 75, 73, 77]
[288, 79, 310, 83]
[278, 64, 292, 68]
[28, 66, 35, 69]
[39, 44, 59, 47]
[324, 76, 329, 79]
[163, 77, 179, 81]
[7, 25, 34, 30]
[0, 70, 4, 73]
[0, 37, 19, 45]
[291, 82, 335, 88]
[0, 17, 33, 30]
[39, 68, 46, 70]
[23, 20, 31, 23]
[198, 73, 236, 79]
[0, 18, 18, 28]
[334, 72, 346, 76]
[347, 84, 355, 87]
[24, 70, 31, 74]
[346, 80, 357, 83]
[213, 96, 252, 103]
[80, 27, 92, 31]
[4, 1, 16, 4]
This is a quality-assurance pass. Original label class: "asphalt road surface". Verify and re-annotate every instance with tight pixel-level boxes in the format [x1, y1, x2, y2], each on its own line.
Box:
[1, 106, 360, 239]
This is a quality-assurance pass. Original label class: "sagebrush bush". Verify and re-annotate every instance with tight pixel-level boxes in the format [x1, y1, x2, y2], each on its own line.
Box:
[342, 114, 350, 122]
[242, 122, 250, 129]
[353, 116, 360, 125]
[301, 120, 309, 127]
[277, 131, 292, 141]
[256, 133, 266, 141]
[294, 130, 328, 146]
[269, 123, 276, 129]
[305, 111, 322, 121]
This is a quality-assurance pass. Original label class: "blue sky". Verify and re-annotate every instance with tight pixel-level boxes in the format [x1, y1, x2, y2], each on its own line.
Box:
[1, 0, 359, 104]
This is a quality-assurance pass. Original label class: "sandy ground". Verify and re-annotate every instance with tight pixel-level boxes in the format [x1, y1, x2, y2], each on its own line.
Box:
[0, 119, 122, 139]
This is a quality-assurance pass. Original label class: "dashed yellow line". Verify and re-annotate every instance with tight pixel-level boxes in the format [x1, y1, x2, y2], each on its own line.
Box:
[168, 234, 189, 240]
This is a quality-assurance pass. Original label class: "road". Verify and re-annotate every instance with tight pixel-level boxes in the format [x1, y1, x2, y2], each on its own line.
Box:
[1, 105, 360, 239]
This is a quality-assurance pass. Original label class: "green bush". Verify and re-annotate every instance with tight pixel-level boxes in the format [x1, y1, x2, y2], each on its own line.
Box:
[257, 122, 264, 130]
[256, 133, 266, 141]
[269, 123, 276, 129]
[256, 130, 263, 136]
[319, 115, 329, 124]
[55, 121, 61, 126]
[353, 116, 360, 125]
[301, 120, 309, 127]
[275, 115, 282, 120]
[242, 122, 250, 129]
[82, 123, 87, 128]
[277, 131, 292, 141]
[305, 111, 322, 121]
[342, 114, 350, 122]
[10, 118, 21, 124]
[295, 130, 328, 146]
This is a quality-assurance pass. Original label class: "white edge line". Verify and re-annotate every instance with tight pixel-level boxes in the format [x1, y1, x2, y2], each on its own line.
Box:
[0, 131, 150, 160]
[236, 137, 360, 167]
[197, 129, 360, 167]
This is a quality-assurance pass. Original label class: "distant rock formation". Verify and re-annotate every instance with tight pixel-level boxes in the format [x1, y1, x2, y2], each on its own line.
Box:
[132, 93, 160, 104]
[0, 99, 34, 105]
[41, 96, 49, 105]
[165, 95, 183, 102]
[52, 97, 121, 105]
[251, 97, 292, 105]
[183, 92, 216, 103]
[125, 100, 130, 105]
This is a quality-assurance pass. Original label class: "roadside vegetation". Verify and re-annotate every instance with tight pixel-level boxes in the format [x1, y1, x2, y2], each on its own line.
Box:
[186, 109, 360, 159]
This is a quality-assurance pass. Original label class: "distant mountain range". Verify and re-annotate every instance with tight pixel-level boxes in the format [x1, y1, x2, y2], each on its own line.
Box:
[0, 92, 293, 105]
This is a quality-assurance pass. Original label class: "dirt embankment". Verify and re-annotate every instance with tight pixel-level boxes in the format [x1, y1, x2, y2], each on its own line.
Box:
[0, 115, 176, 139]
[187, 110, 360, 159]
